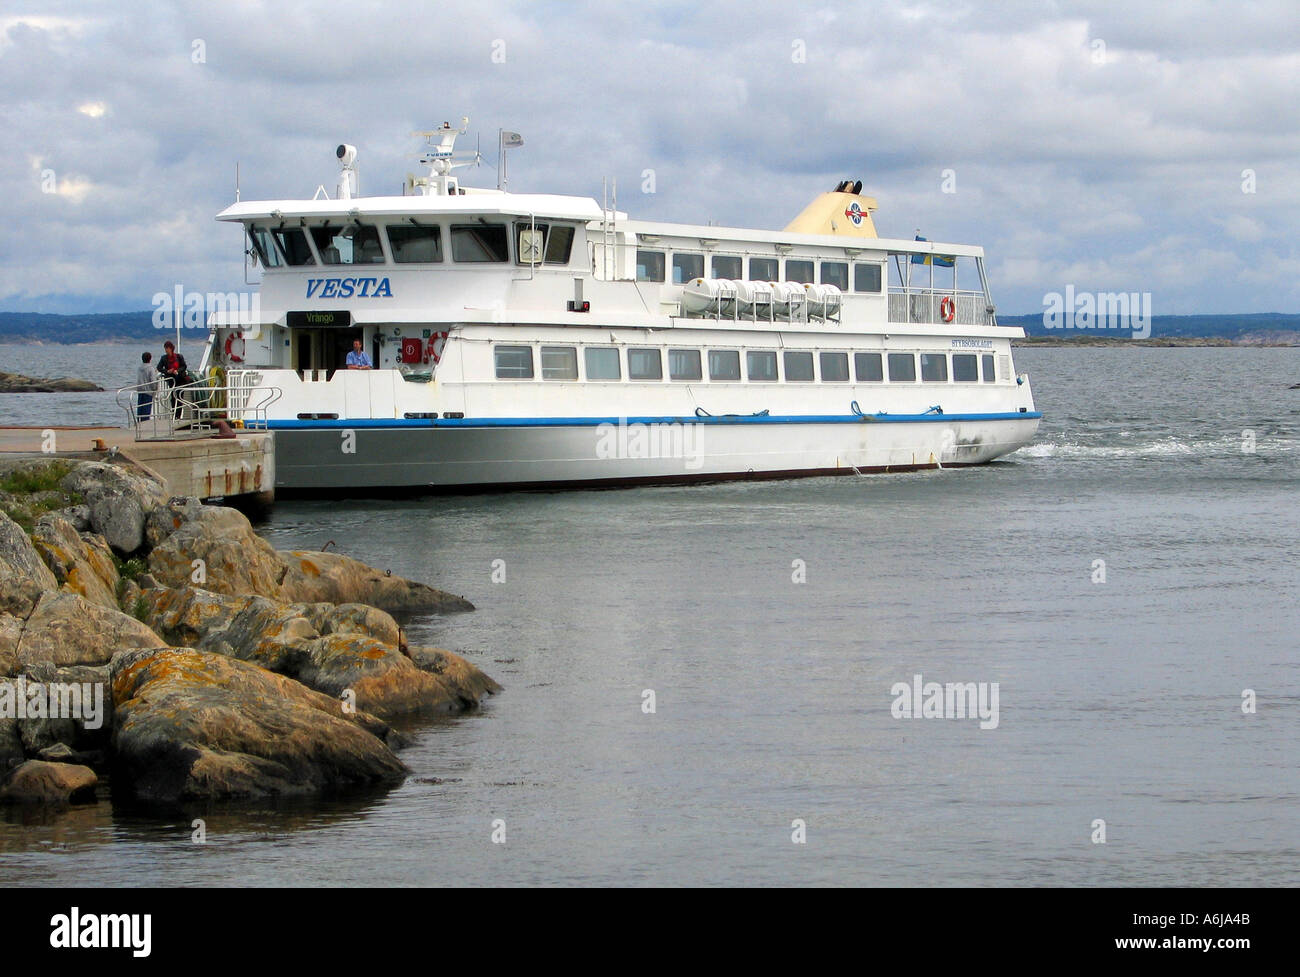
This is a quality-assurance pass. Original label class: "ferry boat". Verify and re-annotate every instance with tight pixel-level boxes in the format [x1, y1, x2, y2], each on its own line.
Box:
[200, 120, 1041, 491]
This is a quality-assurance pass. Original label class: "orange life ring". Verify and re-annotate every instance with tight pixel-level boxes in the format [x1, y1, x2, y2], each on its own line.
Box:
[426, 331, 449, 364]
[224, 331, 245, 362]
[939, 296, 956, 322]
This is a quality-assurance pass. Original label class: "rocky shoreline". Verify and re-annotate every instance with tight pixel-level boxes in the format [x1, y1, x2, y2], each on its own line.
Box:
[0, 371, 103, 393]
[0, 457, 497, 807]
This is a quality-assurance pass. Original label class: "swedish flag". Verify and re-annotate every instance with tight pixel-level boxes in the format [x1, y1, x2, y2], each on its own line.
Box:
[911, 235, 955, 267]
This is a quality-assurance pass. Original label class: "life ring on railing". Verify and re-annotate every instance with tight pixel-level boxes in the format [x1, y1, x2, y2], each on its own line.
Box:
[939, 296, 956, 323]
[426, 331, 449, 364]
[224, 331, 245, 362]
[207, 365, 227, 411]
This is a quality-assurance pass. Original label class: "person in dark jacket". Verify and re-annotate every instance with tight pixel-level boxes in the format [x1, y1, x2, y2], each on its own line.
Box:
[157, 340, 189, 417]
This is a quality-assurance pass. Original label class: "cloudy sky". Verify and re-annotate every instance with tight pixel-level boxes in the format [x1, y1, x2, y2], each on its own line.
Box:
[3, 0, 1298, 316]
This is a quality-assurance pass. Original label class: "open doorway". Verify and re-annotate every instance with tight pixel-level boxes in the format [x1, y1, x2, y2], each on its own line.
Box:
[293, 327, 364, 379]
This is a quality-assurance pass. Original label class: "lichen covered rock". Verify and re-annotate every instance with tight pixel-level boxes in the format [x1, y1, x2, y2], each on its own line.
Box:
[17, 591, 165, 668]
[280, 550, 474, 614]
[0, 510, 59, 618]
[110, 647, 406, 802]
[137, 586, 497, 719]
[147, 504, 287, 597]
[32, 513, 120, 609]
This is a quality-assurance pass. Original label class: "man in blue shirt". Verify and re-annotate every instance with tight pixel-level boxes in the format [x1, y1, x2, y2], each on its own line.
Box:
[345, 338, 372, 370]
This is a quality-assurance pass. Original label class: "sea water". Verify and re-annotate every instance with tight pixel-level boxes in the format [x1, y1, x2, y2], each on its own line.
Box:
[1, 344, 1296, 886]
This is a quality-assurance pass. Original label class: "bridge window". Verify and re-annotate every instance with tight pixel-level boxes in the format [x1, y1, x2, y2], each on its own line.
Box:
[311, 224, 384, 264]
[952, 353, 979, 382]
[387, 224, 443, 263]
[672, 253, 704, 284]
[747, 350, 778, 382]
[820, 351, 849, 382]
[515, 222, 577, 266]
[669, 348, 702, 381]
[585, 347, 621, 380]
[709, 349, 741, 381]
[748, 257, 778, 281]
[494, 345, 534, 379]
[784, 351, 814, 382]
[248, 226, 283, 268]
[451, 223, 509, 262]
[820, 262, 849, 290]
[541, 346, 578, 380]
[854, 263, 883, 292]
[637, 249, 665, 282]
[711, 255, 742, 280]
[888, 353, 916, 382]
[272, 227, 315, 266]
[920, 353, 948, 382]
[854, 352, 883, 382]
[628, 348, 663, 380]
[785, 259, 814, 284]
[545, 225, 575, 263]
[982, 354, 996, 382]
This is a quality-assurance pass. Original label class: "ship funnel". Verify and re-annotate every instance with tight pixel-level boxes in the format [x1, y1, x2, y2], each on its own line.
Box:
[784, 181, 878, 238]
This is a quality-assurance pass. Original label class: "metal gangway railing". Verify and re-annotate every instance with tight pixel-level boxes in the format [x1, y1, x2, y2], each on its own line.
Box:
[116, 372, 282, 441]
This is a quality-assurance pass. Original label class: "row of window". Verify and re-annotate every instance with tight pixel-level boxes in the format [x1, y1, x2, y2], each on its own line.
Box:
[494, 345, 998, 384]
[637, 250, 883, 292]
[250, 220, 576, 269]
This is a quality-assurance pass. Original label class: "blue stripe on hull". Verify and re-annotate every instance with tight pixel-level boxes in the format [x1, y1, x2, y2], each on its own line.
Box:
[267, 411, 1043, 430]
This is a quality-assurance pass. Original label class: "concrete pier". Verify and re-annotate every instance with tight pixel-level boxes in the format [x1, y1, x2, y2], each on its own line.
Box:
[0, 426, 275, 504]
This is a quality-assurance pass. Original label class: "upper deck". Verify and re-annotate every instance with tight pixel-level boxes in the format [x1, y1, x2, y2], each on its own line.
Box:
[210, 123, 1010, 337]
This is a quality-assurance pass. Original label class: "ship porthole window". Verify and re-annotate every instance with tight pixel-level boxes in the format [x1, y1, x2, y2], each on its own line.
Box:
[920, 353, 949, 382]
[494, 345, 534, 379]
[710, 256, 742, 280]
[540, 346, 578, 380]
[953, 354, 979, 382]
[671, 253, 704, 284]
[636, 250, 666, 282]
[668, 349, 702, 381]
[820, 262, 849, 291]
[888, 353, 917, 383]
[783, 351, 814, 382]
[746, 350, 779, 382]
[584, 347, 621, 380]
[708, 349, 741, 381]
[854, 352, 883, 382]
[854, 263, 883, 292]
[628, 348, 663, 381]
[820, 351, 849, 382]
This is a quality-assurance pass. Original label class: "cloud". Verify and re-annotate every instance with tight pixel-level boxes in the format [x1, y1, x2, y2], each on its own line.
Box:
[1, 0, 1298, 314]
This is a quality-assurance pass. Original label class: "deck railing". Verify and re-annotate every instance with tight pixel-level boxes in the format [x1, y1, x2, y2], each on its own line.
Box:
[887, 289, 993, 326]
[116, 374, 281, 441]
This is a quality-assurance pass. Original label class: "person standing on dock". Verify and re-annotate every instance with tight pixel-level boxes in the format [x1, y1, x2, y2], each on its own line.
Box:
[346, 337, 373, 370]
[136, 351, 154, 420]
[158, 340, 189, 417]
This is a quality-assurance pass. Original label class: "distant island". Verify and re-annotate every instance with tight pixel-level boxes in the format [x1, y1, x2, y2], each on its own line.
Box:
[997, 313, 1300, 347]
[0, 370, 103, 393]
[1, 310, 1298, 346]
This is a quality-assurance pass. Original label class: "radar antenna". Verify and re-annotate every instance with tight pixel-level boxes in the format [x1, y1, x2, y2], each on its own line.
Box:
[407, 117, 481, 196]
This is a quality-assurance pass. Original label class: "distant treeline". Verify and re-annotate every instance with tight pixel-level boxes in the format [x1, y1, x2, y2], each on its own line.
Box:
[1, 309, 1298, 343]
[0, 311, 158, 344]
[1004, 312, 1300, 339]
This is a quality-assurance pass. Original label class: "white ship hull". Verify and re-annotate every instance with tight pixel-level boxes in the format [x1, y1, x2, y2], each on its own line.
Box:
[269, 413, 1041, 491]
